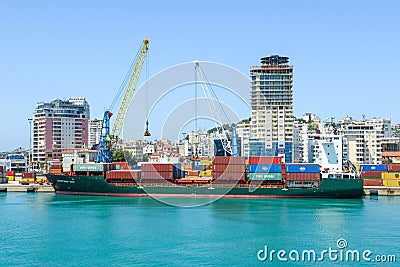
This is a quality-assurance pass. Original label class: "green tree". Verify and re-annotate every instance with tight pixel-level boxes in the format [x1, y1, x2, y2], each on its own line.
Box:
[113, 150, 125, 162]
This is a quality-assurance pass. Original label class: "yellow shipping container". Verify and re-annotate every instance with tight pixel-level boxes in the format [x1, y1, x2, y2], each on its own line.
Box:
[200, 160, 212, 165]
[6, 176, 15, 181]
[383, 179, 400, 187]
[199, 170, 213, 177]
[381, 172, 400, 180]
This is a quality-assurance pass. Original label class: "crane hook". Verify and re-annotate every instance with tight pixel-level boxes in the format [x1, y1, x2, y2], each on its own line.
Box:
[144, 120, 151, 136]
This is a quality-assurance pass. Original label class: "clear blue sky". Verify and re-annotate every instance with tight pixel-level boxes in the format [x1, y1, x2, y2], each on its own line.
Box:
[1, 0, 399, 151]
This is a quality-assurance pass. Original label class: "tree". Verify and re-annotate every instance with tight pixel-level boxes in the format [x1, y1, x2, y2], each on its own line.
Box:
[113, 150, 125, 162]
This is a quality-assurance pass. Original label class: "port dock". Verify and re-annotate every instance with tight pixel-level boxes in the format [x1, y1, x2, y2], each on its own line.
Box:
[364, 186, 400, 196]
[0, 181, 54, 193]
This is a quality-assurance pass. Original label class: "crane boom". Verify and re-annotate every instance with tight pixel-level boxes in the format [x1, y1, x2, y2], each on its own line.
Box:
[96, 38, 149, 163]
[194, 61, 233, 156]
[111, 38, 149, 140]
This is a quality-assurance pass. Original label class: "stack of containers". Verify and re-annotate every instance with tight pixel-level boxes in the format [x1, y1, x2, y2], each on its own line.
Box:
[49, 162, 63, 174]
[106, 170, 141, 182]
[360, 164, 387, 179]
[141, 163, 182, 182]
[0, 165, 7, 184]
[6, 170, 15, 181]
[381, 164, 400, 187]
[212, 156, 246, 183]
[21, 172, 36, 183]
[285, 164, 320, 182]
[247, 156, 282, 182]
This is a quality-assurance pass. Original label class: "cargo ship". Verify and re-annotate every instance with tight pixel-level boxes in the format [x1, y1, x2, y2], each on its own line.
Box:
[46, 156, 364, 199]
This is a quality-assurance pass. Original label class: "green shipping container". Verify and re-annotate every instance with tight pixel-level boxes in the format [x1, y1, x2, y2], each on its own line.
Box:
[73, 164, 105, 172]
[248, 173, 282, 181]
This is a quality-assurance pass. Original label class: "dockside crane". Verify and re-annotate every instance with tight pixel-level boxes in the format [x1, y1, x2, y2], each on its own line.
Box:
[96, 38, 150, 163]
[194, 61, 238, 156]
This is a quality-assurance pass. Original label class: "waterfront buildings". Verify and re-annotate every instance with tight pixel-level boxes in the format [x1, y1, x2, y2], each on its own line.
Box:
[249, 55, 294, 162]
[337, 117, 390, 165]
[32, 97, 90, 163]
[88, 119, 102, 149]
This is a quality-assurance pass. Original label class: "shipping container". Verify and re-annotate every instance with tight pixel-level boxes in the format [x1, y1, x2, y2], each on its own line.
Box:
[248, 156, 282, 165]
[363, 179, 383, 186]
[359, 164, 387, 172]
[6, 176, 15, 181]
[141, 163, 173, 172]
[212, 156, 245, 165]
[141, 171, 173, 180]
[286, 180, 319, 188]
[360, 171, 383, 178]
[0, 166, 3, 172]
[285, 172, 321, 181]
[285, 164, 320, 173]
[106, 170, 141, 180]
[193, 165, 206, 171]
[49, 168, 62, 174]
[212, 172, 245, 181]
[248, 164, 282, 173]
[383, 179, 400, 187]
[381, 172, 400, 180]
[22, 172, 36, 179]
[6, 171, 16, 176]
[386, 164, 400, 172]
[213, 164, 246, 173]
[199, 170, 213, 177]
[248, 173, 282, 181]
[73, 164, 105, 172]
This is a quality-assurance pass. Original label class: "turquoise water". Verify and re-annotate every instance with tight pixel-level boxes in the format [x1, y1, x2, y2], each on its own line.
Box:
[0, 193, 399, 266]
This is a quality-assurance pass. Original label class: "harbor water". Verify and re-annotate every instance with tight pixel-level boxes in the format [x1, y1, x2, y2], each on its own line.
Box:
[0, 193, 399, 266]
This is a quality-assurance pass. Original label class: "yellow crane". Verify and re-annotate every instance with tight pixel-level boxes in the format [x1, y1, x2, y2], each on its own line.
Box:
[96, 38, 150, 163]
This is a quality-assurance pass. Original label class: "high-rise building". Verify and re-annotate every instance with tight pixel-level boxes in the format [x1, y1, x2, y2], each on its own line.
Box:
[249, 55, 294, 162]
[32, 97, 90, 163]
[88, 119, 102, 149]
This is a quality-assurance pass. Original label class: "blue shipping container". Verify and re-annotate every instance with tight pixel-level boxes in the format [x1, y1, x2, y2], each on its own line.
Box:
[286, 164, 320, 173]
[248, 164, 282, 173]
[360, 165, 387, 172]
[193, 165, 206, 171]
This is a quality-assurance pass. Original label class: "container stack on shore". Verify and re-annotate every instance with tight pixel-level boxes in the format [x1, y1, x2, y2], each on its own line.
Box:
[212, 156, 246, 183]
[6, 170, 15, 181]
[247, 156, 282, 183]
[360, 164, 387, 179]
[360, 164, 386, 186]
[381, 164, 400, 187]
[0, 165, 7, 184]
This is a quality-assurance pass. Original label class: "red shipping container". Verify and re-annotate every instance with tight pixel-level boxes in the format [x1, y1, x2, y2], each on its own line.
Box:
[213, 164, 245, 173]
[387, 164, 400, 172]
[141, 164, 173, 172]
[141, 171, 173, 180]
[22, 172, 36, 178]
[212, 156, 245, 165]
[0, 166, 3, 172]
[187, 170, 199, 176]
[248, 156, 282, 165]
[212, 172, 245, 181]
[363, 179, 383, 186]
[106, 170, 140, 180]
[285, 172, 320, 181]
[361, 171, 383, 178]
[6, 171, 16, 176]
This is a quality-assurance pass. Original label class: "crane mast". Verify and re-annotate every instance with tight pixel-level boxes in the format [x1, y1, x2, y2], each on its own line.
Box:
[194, 61, 233, 156]
[96, 38, 149, 163]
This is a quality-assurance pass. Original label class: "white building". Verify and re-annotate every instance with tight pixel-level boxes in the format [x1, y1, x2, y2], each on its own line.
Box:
[88, 119, 102, 149]
[236, 122, 251, 157]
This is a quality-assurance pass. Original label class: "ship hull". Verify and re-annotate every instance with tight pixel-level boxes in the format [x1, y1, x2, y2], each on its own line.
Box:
[46, 174, 364, 199]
